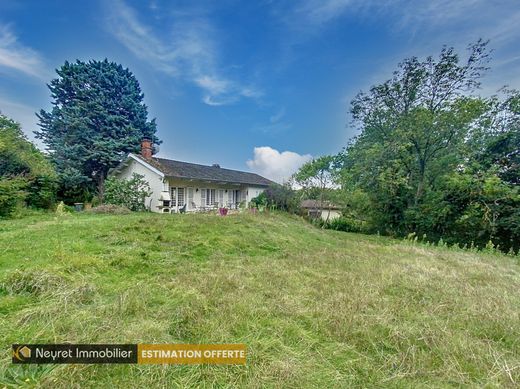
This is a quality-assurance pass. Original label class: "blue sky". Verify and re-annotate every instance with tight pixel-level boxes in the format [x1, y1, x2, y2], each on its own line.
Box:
[1, 0, 519, 182]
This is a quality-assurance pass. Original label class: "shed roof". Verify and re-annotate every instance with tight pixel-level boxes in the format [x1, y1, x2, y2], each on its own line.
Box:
[300, 199, 341, 210]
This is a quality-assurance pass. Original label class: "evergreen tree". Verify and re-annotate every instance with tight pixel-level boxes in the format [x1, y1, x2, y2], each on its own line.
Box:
[36, 59, 160, 201]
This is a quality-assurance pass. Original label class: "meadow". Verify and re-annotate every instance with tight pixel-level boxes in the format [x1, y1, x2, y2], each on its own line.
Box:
[0, 212, 519, 388]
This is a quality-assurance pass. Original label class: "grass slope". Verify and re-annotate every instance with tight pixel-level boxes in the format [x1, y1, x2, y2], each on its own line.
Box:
[0, 212, 519, 388]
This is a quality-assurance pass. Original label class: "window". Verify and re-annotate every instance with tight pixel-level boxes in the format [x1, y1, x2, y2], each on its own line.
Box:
[170, 187, 185, 207]
[205, 189, 216, 206]
[177, 188, 185, 207]
[233, 190, 241, 204]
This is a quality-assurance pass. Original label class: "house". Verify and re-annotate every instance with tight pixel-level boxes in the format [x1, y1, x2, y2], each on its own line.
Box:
[109, 139, 273, 213]
[300, 199, 342, 221]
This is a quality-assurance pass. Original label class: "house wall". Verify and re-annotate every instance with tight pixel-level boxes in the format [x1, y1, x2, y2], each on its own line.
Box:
[111, 156, 268, 213]
[112, 158, 165, 211]
[245, 186, 265, 203]
[166, 179, 267, 212]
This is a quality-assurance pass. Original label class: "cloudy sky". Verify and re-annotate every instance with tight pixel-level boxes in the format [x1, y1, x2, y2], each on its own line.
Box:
[0, 0, 519, 182]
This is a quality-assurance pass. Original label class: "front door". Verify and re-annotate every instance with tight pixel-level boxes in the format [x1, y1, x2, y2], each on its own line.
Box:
[170, 187, 186, 212]
[177, 188, 185, 210]
[232, 190, 241, 208]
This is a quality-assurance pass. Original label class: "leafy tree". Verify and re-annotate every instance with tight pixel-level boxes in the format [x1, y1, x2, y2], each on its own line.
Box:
[36, 59, 160, 201]
[104, 173, 152, 211]
[0, 114, 57, 216]
[293, 155, 338, 221]
[336, 42, 519, 252]
[350, 40, 490, 205]
[473, 90, 520, 185]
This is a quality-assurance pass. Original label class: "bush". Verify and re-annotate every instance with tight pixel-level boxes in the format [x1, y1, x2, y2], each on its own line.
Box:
[55, 201, 74, 216]
[0, 177, 27, 218]
[104, 173, 152, 211]
[250, 183, 299, 212]
[325, 216, 363, 233]
[249, 192, 268, 209]
[0, 114, 57, 215]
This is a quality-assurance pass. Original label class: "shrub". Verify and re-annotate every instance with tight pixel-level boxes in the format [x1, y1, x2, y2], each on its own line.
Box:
[250, 183, 299, 212]
[325, 216, 363, 233]
[0, 114, 57, 215]
[0, 177, 27, 218]
[55, 201, 74, 216]
[104, 173, 152, 211]
[249, 192, 268, 209]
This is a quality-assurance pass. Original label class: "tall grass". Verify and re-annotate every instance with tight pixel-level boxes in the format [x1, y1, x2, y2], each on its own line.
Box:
[0, 212, 519, 387]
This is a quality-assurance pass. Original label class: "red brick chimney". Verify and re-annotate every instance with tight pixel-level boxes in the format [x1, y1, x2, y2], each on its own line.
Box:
[141, 138, 153, 159]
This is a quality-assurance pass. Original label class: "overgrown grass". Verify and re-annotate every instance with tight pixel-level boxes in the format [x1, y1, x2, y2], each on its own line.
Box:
[0, 211, 519, 388]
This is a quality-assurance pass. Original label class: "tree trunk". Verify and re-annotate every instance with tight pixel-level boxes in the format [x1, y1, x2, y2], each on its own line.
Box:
[414, 159, 426, 205]
[97, 174, 105, 202]
[319, 180, 326, 228]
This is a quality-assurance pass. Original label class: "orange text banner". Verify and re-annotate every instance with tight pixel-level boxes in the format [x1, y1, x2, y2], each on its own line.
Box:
[137, 344, 246, 365]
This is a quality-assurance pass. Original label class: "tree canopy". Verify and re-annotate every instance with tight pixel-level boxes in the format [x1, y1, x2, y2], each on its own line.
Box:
[300, 41, 520, 253]
[0, 114, 57, 216]
[36, 59, 160, 201]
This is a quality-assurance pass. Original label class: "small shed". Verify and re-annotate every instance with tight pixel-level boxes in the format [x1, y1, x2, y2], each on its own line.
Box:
[300, 199, 342, 221]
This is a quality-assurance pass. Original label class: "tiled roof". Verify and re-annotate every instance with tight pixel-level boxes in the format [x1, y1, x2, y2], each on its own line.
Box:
[134, 154, 273, 187]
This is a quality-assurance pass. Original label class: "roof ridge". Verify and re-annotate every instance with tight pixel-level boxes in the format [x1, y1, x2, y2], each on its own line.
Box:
[153, 156, 263, 176]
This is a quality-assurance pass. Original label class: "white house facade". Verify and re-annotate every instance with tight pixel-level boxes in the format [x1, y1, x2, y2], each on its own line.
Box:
[109, 141, 272, 213]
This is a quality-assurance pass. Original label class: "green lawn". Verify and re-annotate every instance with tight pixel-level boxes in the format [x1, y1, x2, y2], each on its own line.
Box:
[0, 212, 519, 388]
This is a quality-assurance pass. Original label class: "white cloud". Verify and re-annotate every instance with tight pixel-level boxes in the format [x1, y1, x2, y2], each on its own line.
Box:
[247, 146, 312, 183]
[195, 75, 230, 96]
[249, 107, 292, 134]
[301, 0, 520, 100]
[106, 0, 261, 106]
[296, 0, 353, 25]
[270, 107, 286, 123]
[0, 24, 48, 80]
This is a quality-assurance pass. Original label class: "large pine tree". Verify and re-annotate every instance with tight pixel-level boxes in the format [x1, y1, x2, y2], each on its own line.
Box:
[36, 59, 160, 201]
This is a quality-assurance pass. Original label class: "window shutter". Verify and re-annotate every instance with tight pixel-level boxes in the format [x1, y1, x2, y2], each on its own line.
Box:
[218, 190, 224, 206]
[170, 187, 177, 206]
[209, 189, 214, 206]
[200, 189, 206, 206]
